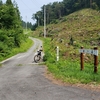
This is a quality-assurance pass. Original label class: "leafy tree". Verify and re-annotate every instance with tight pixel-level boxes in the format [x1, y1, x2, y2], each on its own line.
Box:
[0, 0, 3, 6]
[6, 0, 13, 5]
[31, 23, 37, 31]
[91, 2, 98, 10]
[22, 20, 33, 29]
[0, 0, 28, 56]
[0, 5, 17, 29]
[46, 3, 52, 24]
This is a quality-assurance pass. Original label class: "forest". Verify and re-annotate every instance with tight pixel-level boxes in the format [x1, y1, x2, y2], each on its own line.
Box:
[32, 0, 100, 27]
[0, 0, 28, 58]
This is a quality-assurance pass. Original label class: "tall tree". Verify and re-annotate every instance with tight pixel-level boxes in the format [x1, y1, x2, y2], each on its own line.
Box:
[46, 3, 52, 24]
[13, 0, 21, 22]
[54, 2, 62, 18]
[6, 0, 13, 5]
[90, 0, 92, 8]
[0, 0, 3, 6]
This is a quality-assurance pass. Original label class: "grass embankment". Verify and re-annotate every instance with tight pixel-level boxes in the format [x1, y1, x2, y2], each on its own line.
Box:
[42, 37, 100, 85]
[33, 9, 100, 85]
[0, 38, 33, 61]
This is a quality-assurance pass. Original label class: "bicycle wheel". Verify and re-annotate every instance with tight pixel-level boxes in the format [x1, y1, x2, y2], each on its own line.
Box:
[34, 55, 41, 63]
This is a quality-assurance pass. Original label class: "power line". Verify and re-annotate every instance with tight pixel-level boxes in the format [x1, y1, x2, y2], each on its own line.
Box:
[31, 0, 41, 7]
[16, 0, 36, 23]
[30, 0, 45, 11]
[30, 0, 39, 11]
[31, 0, 35, 5]
[20, 0, 34, 12]
[44, 5, 46, 38]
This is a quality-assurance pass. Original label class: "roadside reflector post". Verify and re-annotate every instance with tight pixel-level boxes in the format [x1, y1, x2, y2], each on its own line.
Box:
[94, 47, 98, 73]
[57, 46, 59, 61]
[80, 46, 84, 71]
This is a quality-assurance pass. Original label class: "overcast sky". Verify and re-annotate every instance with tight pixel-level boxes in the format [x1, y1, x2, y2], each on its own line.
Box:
[2, 0, 63, 24]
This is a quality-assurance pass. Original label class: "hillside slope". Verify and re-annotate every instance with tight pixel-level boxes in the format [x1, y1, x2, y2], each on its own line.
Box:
[33, 8, 100, 60]
[32, 8, 100, 84]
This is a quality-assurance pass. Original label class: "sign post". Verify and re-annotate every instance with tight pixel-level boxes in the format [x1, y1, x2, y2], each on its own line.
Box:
[80, 46, 84, 70]
[79, 46, 98, 73]
[94, 47, 98, 73]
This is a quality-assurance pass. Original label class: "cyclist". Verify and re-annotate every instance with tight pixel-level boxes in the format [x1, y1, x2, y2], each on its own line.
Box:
[37, 46, 43, 56]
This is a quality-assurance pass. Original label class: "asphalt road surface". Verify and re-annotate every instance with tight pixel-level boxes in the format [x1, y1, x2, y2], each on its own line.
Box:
[0, 38, 100, 100]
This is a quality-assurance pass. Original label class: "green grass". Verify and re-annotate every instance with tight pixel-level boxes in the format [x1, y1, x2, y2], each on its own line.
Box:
[41, 37, 100, 84]
[0, 38, 33, 61]
[12, 38, 33, 53]
[0, 63, 2, 67]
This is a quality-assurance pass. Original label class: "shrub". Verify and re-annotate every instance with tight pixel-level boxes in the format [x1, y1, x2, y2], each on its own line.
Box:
[0, 42, 10, 56]
[43, 51, 54, 62]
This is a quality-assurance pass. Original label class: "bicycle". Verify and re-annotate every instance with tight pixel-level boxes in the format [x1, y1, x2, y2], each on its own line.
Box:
[34, 50, 42, 63]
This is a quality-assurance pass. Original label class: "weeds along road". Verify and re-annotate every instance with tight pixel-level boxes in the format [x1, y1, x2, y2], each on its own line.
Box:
[0, 38, 100, 100]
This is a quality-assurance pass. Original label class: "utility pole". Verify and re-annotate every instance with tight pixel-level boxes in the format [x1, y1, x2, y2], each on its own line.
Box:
[90, 0, 92, 8]
[44, 5, 46, 38]
[26, 16, 27, 32]
[37, 15, 39, 27]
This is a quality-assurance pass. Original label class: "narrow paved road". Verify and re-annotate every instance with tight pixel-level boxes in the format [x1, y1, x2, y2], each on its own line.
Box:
[0, 38, 100, 100]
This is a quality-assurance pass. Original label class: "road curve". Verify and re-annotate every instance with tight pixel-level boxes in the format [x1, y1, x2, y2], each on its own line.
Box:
[0, 38, 100, 100]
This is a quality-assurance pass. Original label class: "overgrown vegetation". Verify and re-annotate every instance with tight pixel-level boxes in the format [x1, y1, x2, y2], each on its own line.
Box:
[32, 9, 100, 85]
[42, 38, 100, 84]
[0, 0, 30, 61]
[0, 38, 33, 61]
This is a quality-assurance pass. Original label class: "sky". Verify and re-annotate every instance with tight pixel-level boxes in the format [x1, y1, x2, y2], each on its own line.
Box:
[2, 0, 63, 24]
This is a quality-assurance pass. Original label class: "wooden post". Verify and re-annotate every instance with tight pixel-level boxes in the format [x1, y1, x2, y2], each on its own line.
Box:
[80, 46, 84, 70]
[94, 47, 98, 73]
